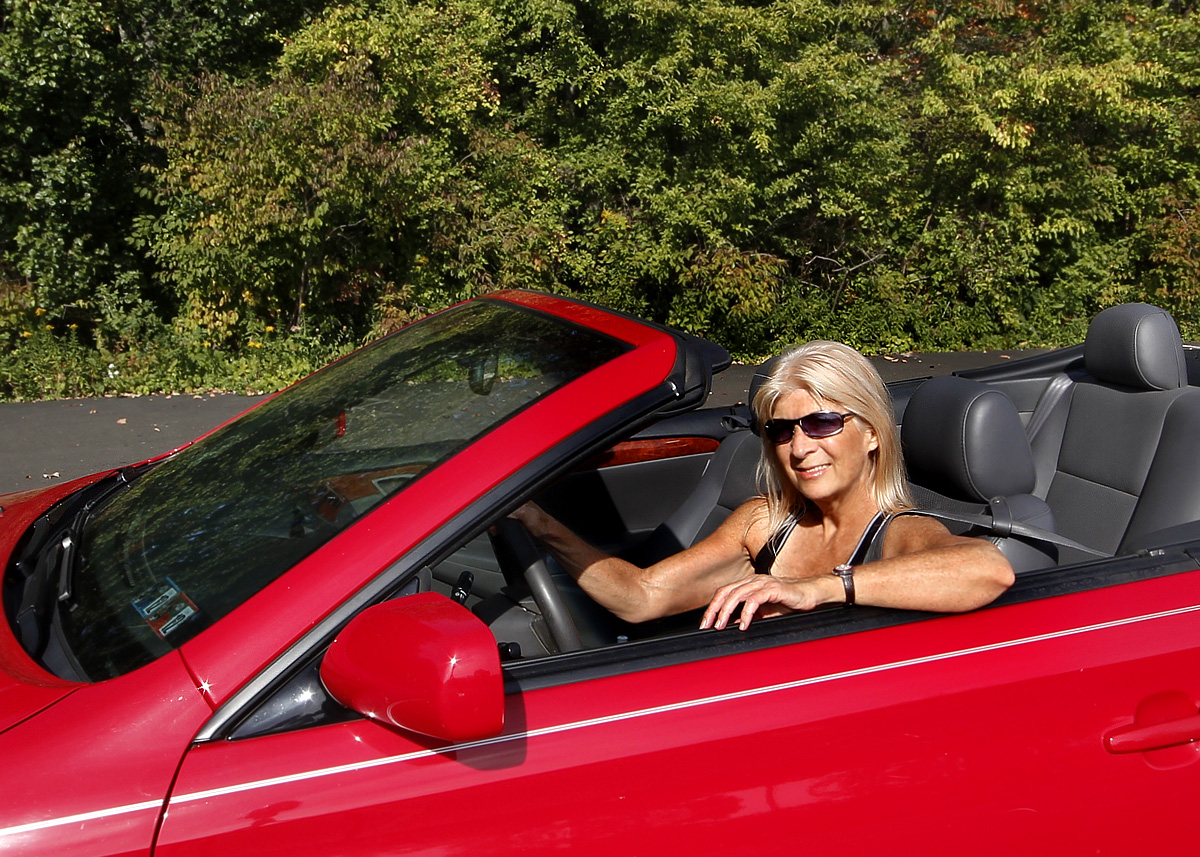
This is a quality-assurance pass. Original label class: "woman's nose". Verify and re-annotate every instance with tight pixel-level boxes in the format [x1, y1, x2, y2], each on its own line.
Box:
[787, 430, 815, 458]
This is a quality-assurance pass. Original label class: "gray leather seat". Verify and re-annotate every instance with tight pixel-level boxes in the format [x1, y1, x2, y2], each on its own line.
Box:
[1028, 302, 1200, 555]
[621, 429, 760, 565]
[621, 361, 778, 566]
[902, 375, 1059, 571]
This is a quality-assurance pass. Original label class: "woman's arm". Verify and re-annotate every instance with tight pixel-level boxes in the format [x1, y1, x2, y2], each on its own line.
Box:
[701, 516, 1015, 630]
[510, 500, 763, 624]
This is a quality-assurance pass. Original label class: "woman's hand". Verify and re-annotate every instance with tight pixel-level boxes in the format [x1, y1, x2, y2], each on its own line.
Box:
[507, 502, 549, 538]
[700, 573, 843, 631]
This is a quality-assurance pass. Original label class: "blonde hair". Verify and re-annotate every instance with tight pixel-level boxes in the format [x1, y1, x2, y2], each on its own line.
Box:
[752, 340, 913, 534]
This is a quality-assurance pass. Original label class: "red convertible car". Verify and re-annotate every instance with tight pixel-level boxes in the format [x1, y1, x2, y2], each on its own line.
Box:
[1, 290, 1198, 855]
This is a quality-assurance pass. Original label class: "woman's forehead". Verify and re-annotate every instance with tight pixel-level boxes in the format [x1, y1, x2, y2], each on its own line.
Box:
[772, 388, 838, 415]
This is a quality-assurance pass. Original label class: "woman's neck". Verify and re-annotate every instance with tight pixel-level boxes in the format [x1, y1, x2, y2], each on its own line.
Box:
[805, 488, 879, 539]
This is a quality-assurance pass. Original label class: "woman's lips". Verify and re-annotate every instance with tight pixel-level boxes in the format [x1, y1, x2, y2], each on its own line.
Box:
[796, 463, 829, 480]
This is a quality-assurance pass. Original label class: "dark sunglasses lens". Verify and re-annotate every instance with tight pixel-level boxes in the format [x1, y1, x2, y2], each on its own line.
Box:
[764, 419, 795, 444]
[800, 412, 846, 438]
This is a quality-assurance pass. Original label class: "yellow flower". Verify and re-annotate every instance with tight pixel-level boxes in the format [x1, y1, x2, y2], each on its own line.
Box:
[20, 331, 32, 338]
[248, 341, 263, 348]
[265, 325, 275, 333]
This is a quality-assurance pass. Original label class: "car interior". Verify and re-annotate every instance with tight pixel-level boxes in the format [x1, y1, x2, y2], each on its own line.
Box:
[424, 301, 1200, 661]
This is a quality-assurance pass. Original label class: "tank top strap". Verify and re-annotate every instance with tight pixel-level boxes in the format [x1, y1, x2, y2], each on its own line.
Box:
[857, 509, 934, 565]
[753, 516, 799, 575]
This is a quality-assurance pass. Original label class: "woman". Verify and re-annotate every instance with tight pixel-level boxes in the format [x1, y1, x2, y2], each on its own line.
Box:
[511, 341, 1015, 631]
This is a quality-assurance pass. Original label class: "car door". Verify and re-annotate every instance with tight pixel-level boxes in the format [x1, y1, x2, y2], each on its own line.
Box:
[154, 552, 1200, 856]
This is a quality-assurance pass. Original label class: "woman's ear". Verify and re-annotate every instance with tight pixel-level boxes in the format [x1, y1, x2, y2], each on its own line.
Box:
[863, 423, 879, 454]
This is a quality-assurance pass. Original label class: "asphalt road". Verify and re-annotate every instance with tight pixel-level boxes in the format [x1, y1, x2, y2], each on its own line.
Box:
[0, 349, 1039, 497]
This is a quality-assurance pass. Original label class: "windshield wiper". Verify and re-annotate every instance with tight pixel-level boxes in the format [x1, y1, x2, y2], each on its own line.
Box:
[54, 468, 143, 608]
[6, 467, 143, 661]
[54, 512, 86, 608]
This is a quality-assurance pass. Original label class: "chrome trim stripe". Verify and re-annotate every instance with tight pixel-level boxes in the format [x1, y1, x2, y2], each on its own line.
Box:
[0, 799, 162, 838]
[5, 603, 1199, 839]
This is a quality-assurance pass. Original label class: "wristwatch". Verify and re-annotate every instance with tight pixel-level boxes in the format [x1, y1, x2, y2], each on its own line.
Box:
[832, 563, 855, 607]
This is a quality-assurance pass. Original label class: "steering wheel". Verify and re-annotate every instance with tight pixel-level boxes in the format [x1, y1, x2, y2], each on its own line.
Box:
[490, 518, 583, 653]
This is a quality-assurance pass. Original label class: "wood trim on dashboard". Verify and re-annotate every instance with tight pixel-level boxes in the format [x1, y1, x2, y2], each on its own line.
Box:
[583, 436, 721, 469]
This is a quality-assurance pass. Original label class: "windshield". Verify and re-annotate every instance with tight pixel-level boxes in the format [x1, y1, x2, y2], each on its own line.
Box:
[57, 300, 630, 679]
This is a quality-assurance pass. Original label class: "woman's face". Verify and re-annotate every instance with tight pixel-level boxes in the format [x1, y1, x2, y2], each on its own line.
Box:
[770, 388, 879, 509]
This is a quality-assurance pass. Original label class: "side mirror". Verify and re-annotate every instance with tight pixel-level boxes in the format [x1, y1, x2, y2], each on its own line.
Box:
[320, 592, 504, 743]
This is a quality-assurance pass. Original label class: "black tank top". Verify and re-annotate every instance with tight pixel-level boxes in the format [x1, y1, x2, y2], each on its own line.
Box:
[753, 510, 912, 575]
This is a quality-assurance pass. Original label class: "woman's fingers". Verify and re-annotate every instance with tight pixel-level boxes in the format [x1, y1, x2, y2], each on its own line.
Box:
[702, 576, 777, 630]
[701, 575, 823, 631]
[507, 502, 546, 534]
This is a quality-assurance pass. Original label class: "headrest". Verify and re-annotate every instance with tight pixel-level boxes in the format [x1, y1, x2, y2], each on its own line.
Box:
[902, 375, 1036, 501]
[1084, 303, 1186, 391]
[747, 355, 779, 434]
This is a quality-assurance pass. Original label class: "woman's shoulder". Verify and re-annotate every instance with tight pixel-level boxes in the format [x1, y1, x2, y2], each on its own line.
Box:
[728, 495, 774, 548]
[879, 510, 955, 556]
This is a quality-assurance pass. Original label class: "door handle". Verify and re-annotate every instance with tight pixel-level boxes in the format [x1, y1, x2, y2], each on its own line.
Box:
[1105, 713, 1200, 754]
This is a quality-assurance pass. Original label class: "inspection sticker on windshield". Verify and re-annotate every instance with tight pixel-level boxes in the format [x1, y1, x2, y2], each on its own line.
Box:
[133, 578, 199, 639]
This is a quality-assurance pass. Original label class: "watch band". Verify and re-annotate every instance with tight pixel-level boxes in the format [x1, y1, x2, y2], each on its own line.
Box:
[832, 563, 855, 606]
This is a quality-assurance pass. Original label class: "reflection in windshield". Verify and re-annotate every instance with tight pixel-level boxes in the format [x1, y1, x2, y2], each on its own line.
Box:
[62, 300, 630, 679]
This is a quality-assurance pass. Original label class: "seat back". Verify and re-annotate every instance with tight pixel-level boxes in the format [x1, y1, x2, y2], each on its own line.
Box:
[621, 361, 778, 566]
[902, 375, 1058, 571]
[621, 428, 761, 566]
[1030, 302, 1200, 555]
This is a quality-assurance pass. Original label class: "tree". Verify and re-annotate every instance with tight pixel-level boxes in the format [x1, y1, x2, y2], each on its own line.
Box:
[0, 0, 318, 351]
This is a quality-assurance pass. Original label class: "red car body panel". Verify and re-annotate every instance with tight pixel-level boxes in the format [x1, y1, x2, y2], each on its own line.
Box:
[0, 651, 212, 856]
[152, 572, 1200, 855]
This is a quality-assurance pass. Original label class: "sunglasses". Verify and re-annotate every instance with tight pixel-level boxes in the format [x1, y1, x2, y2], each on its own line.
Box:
[763, 411, 854, 444]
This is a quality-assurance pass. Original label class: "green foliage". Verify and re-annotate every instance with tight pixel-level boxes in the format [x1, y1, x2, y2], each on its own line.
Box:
[0, 326, 108, 400]
[0, 315, 347, 400]
[140, 69, 422, 343]
[140, 3, 579, 345]
[0, 0, 317, 385]
[0, 0, 140, 308]
[487, 0, 912, 347]
[277, 1, 503, 133]
[5, 0, 1200, 400]
[889, 1, 1200, 343]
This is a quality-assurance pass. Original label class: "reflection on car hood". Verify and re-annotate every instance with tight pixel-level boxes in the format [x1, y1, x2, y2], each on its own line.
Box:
[0, 479, 88, 734]
[0, 666, 76, 735]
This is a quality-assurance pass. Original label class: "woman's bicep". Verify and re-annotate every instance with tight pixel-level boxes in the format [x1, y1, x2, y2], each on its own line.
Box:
[879, 514, 968, 558]
[640, 500, 763, 611]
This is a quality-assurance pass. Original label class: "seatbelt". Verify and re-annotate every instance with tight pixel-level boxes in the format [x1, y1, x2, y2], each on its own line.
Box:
[930, 498, 1109, 558]
[1025, 372, 1075, 440]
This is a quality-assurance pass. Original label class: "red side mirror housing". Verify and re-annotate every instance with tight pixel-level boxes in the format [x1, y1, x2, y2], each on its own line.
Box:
[321, 592, 504, 743]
